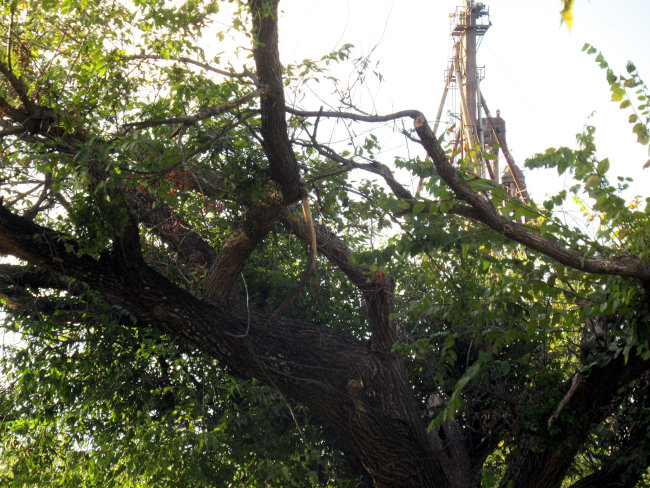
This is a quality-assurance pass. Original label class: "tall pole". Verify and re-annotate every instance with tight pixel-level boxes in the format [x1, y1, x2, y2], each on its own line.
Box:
[456, 0, 483, 173]
[461, 0, 478, 140]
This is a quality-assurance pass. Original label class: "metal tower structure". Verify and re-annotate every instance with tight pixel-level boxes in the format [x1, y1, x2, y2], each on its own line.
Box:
[427, 0, 528, 202]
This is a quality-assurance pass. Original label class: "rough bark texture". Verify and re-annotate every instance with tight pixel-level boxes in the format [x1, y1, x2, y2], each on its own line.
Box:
[413, 114, 650, 283]
[2, 2, 650, 487]
[0, 202, 450, 487]
[251, 0, 305, 203]
[203, 192, 283, 304]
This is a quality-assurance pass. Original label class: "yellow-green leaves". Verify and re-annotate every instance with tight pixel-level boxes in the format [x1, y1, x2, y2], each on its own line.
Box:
[560, 0, 574, 30]
[584, 44, 650, 147]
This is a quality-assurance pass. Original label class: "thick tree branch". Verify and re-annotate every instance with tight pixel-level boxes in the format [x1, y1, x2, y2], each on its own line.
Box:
[0, 60, 32, 109]
[249, 0, 320, 322]
[0, 264, 150, 327]
[0, 125, 25, 138]
[413, 113, 650, 282]
[131, 192, 217, 268]
[281, 212, 396, 353]
[0, 265, 70, 314]
[0, 62, 62, 137]
[250, 0, 304, 203]
[0, 95, 24, 120]
[281, 211, 363, 287]
[0, 201, 347, 375]
[203, 192, 283, 305]
[296, 107, 650, 282]
[0, 201, 449, 487]
[499, 349, 650, 488]
[131, 183, 281, 307]
[0, 264, 68, 290]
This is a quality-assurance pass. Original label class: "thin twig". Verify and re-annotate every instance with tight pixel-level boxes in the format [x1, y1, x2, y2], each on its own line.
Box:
[120, 54, 258, 84]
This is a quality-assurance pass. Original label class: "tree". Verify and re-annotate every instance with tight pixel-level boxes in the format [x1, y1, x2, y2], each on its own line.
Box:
[1, 1, 649, 487]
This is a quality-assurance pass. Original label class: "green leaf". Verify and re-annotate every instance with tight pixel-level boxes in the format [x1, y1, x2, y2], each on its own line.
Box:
[585, 175, 600, 188]
[633, 122, 650, 144]
[596, 159, 610, 175]
[611, 87, 625, 102]
[456, 362, 482, 390]
[412, 202, 425, 216]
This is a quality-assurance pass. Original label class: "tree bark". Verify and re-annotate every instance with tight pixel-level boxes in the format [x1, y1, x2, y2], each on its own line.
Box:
[0, 201, 450, 487]
[498, 352, 650, 488]
[3, 2, 650, 486]
[251, 0, 305, 203]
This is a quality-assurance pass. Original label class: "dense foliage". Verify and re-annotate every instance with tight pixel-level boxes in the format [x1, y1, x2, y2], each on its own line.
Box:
[0, 1, 649, 487]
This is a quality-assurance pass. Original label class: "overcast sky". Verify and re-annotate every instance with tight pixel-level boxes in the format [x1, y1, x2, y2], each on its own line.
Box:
[275, 0, 650, 201]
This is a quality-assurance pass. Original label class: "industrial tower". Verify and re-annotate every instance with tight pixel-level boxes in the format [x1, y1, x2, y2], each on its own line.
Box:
[427, 0, 529, 202]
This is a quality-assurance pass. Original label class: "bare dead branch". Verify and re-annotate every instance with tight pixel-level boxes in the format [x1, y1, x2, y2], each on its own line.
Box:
[287, 105, 421, 124]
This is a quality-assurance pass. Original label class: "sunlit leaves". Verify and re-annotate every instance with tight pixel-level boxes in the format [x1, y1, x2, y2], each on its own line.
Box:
[583, 44, 650, 146]
[525, 122, 649, 259]
[0, 299, 364, 486]
[1, 1, 649, 486]
[560, 0, 574, 30]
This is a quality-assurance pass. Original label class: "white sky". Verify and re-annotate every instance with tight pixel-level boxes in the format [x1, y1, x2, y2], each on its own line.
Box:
[276, 0, 650, 201]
